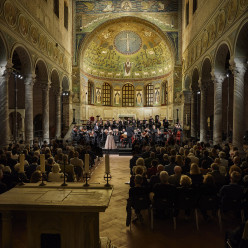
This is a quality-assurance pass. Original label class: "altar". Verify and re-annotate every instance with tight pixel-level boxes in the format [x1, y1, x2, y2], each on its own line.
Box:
[0, 183, 113, 248]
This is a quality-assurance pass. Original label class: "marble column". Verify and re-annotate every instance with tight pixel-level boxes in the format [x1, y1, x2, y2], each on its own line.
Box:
[0, 63, 11, 148]
[25, 74, 35, 145]
[200, 81, 208, 143]
[42, 83, 50, 142]
[190, 92, 197, 138]
[231, 61, 247, 152]
[55, 88, 62, 138]
[212, 73, 225, 145]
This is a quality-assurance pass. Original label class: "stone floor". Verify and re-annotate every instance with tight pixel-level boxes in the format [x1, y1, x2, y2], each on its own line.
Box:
[90, 155, 227, 248]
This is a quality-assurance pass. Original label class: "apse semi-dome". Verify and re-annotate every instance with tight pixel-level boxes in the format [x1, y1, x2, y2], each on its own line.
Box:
[81, 19, 173, 80]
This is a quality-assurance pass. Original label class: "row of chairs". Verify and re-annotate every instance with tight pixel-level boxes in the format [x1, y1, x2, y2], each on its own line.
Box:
[129, 193, 246, 232]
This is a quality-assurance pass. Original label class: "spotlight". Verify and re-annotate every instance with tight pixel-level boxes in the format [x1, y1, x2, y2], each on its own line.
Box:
[226, 73, 229, 78]
[197, 91, 201, 95]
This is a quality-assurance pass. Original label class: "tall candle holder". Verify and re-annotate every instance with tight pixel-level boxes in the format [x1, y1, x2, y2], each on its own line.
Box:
[18, 173, 25, 186]
[61, 160, 67, 187]
[104, 173, 112, 187]
[83, 173, 90, 187]
[39, 172, 46, 186]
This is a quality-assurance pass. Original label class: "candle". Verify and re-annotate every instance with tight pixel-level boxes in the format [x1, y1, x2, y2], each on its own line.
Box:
[40, 154, 45, 173]
[85, 154, 89, 174]
[105, 154, 110, 174]
[19, 154, 25, 173]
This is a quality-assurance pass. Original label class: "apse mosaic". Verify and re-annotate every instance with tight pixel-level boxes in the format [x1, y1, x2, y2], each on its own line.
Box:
[81, 21, 173, 80]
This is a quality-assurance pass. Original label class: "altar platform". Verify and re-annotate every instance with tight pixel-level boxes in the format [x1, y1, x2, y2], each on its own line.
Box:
[0, 183, 113, 248]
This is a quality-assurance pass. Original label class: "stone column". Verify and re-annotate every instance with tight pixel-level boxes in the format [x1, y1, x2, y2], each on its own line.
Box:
[231, 61, 247, 152]
[200, 80, 208, 143]
[42, 82, 50, 143]
[212, 73, 225, 145]
[55, 88, 62, 138]
[0, 62, 11, 148]
[25, 74, 35, 145]
[190, 92, 197, 138]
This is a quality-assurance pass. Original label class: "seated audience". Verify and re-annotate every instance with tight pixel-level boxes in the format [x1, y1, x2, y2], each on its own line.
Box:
[48, 164, 64, 182]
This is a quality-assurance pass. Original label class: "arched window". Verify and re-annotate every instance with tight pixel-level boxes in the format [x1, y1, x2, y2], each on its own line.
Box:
[122, 83, 134, 107]
[88, 81, 94, 105]
[161, 81, 168, 106]
[146, 83, 154, 106]
[102, 82, 111, 106]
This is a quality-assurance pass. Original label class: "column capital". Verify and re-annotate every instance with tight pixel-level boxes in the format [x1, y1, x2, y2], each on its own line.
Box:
[0, 59, 13, 80]
[24, 73, 36, 86]
[55, 87, 62, 96]
[199, 78, 210, 91]
[211, 72, 225, 84]
[230, 59, 248, 77]
[41, 81, 51, 91]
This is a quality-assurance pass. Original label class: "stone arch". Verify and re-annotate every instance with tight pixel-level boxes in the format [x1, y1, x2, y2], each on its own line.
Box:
[62, 75, 70, 91]
[190, 68, 200, 139]
[233, 20, 248, 147]
[61, 75, 70, 137]
[11, 44, 32, 75]
[10, 44, 33, 143]
[191, 67, 200, 91]
[184, 75, 191, 90]
[201, 57, 214, 140]
[214, 42, 232, 74]
[234, 20, 248, 62]
[35, 59, 48, 82]
[49, 69, 60, 138]
[34, 59, 49, 140]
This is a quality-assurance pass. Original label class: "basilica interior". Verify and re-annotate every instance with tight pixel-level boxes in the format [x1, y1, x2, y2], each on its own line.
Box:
[0, 0, 247, 150]
[0, 0, 248, 247]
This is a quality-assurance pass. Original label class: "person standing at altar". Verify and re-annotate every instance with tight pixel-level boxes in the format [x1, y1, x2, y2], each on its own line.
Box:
[105, 127, 116, 149]
[94, 122, 100, 146]
[126, 124, 134, 148]
[163, 117, 169, 131]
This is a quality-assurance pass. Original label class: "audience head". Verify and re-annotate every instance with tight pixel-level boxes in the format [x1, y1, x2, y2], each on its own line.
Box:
[174, 165, 182, 175]
[134, 174, 143, 186]
[157, 164, 164, 173]
[30, 170, 42, 183]
[2, 166, 11, 174]
[243, 175, 248, 187]
[135, 166, 144, 176]
[52, 164, 61, 173]
[179, 147, 184, 155]
[211, 163, 219, 171]
[190, 163, 201, 175]
[203, 174, 214, 185]
[150, 152, 155, 159]
[230, 171, 241, 184]
[163, 154, 169, 161]
[180, 175, 192, 187]
[229, 165, 242, 175]
[233, 156, 240, 165]
[136, 158, 144, 167]
[160, 171, 169, 184]
[219, 152, 226, 159]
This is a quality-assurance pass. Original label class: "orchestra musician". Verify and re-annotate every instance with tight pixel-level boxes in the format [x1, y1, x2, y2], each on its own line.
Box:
[71, 115, 177, 147]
